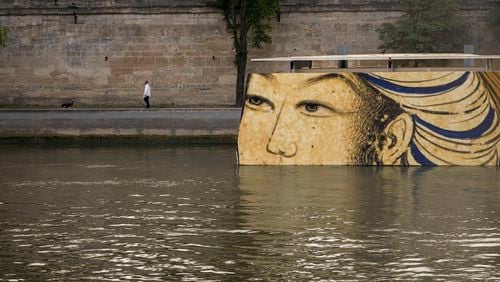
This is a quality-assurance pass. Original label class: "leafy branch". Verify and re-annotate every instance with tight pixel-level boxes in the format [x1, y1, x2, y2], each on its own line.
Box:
[208, 0, 280, 107]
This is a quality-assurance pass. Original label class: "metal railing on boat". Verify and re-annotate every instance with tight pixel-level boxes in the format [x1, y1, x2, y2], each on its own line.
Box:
[251, 53, 500, 72]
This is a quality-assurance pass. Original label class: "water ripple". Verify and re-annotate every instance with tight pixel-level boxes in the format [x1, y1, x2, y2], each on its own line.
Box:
[0, 146, 498, 281]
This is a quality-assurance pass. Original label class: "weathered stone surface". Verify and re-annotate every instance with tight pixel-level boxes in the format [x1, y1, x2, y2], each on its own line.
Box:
[0, 108, 241, 139]
[0, 1, 499, 107]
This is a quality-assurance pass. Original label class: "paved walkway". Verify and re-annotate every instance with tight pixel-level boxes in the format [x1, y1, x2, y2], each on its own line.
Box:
[0, 108, 242, 141]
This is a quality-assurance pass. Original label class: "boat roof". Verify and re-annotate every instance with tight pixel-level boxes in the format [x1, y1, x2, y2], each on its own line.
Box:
[251, 53, 500, 62]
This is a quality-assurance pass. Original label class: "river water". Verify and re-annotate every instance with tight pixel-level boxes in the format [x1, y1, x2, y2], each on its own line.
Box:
[0, 144, 498, 281]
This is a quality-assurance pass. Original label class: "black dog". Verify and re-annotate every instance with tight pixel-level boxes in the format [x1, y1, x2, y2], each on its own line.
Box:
[61, 101, 74, 108]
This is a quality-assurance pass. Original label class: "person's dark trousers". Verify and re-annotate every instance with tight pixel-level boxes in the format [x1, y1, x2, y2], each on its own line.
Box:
[144, 96, 150, 108]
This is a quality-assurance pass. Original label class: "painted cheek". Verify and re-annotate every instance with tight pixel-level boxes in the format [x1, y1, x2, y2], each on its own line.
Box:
[311, 116, 354, 164]
[238, 108, 281, 164]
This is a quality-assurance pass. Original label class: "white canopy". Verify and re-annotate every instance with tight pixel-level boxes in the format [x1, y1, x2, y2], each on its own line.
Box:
[251, 53, 500, 62]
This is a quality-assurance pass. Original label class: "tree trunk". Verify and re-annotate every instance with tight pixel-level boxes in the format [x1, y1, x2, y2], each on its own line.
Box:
[234, 0, 248, 108]
[235, 54, 247, 107]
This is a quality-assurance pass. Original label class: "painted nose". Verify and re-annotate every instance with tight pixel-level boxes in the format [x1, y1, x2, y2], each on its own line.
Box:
[266, 126, 298, 158]
[266, 140, 297, 157]
[266, 104, 298, 158]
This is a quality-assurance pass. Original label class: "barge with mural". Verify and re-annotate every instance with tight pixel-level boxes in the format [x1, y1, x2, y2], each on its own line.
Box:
[238, 54, 500, 166]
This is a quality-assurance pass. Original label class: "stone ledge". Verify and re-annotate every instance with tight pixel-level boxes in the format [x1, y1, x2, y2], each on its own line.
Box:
[0, 1, 496, 16]
[0, 108, 242, 140]
[0, 135, 237, 144]
[0, 108, 242, 113]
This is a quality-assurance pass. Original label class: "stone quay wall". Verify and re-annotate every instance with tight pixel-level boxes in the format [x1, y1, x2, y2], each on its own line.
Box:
[0, 0, 499, 107]
[0, 108, 241, 140]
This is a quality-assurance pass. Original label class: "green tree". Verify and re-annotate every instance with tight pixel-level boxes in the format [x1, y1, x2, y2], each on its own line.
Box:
[209, 0, 280, 107]
[0, 26, 8, 47]
[491, 3, 500, 41]
[376, 0, 469, 53]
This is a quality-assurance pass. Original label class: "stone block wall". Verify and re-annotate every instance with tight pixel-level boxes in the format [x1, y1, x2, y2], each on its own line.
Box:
[0, 0, 499, 107]
[0, 0, 206, 9]
[0, 12, 235, 107]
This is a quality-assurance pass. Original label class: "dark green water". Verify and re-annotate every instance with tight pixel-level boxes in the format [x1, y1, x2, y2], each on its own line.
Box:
[0, 144, 498, 281]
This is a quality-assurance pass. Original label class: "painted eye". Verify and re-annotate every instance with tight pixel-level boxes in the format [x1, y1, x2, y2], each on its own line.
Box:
[249, 96, 263, 106]
[297, 100, 336, 117]
[304, 103, 318, 112]
[245, 95, 274, 112]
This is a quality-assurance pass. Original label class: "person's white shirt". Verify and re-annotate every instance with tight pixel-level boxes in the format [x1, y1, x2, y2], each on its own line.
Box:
[144, 83, 151, 97]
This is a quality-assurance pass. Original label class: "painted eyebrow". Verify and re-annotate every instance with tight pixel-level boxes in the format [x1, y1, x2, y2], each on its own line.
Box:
[305, 73, 346, 86]
[304, 73, 364, 100]
[254, 73, 276, 81]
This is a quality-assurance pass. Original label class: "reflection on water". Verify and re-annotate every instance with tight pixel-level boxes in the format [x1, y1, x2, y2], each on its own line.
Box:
[0, 144, 498, 281]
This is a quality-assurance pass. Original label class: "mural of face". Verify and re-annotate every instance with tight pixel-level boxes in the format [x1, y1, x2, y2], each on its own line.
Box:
[239, 71, 500, 166]
[238, 73, 413, 165]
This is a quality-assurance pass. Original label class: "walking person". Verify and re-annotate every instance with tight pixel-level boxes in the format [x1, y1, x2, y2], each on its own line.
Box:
[143, 80, 151, 108]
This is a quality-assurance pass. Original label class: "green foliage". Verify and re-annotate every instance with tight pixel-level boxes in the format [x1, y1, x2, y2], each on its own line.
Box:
[0, 26, 8, 47]
[491, 4, 500, 41]
[376, 0, 469, 53]
[208, 0, 280, 106]
[208, 0, 280, 64]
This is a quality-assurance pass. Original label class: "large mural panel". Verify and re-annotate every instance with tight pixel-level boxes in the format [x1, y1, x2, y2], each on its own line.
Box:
[238, 72, 500, 165]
